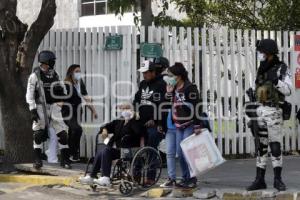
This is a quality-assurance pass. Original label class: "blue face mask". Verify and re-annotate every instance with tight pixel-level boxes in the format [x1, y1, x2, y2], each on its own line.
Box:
[73, 72, 81, 81]
[163, 76, 177, 86]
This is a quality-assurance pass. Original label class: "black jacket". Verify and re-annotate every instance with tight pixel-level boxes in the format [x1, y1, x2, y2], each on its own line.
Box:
[133, 76, 167, 127]
[100, 118, 146, 148]
[62, 80, 88, 117]
[166, 80, 203, 128]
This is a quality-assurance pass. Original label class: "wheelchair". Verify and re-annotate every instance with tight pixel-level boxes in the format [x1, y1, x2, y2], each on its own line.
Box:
[84, 133, 162, 196]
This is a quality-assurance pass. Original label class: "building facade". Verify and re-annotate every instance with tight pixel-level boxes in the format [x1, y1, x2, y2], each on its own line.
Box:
[17, 0, 185, 29]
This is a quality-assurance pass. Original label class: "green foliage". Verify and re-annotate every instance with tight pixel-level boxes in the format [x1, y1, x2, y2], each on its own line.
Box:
[107, 0, 300, 30]
[157, 0, 300, 30]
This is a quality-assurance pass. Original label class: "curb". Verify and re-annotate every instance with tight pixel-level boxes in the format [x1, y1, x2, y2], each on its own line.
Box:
[0, 174, 78, 186]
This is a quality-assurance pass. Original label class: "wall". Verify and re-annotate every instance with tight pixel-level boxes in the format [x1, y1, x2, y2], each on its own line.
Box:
[16, 0, 80, 29]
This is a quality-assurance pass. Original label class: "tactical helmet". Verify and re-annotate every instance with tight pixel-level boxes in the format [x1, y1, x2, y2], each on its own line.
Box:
[256, 39, 279, 55]
[153, 57, 170, 74]
[38, 51, 56, 68]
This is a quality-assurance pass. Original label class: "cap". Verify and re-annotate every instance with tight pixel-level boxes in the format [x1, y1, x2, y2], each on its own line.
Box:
[138, 60, 155, 73]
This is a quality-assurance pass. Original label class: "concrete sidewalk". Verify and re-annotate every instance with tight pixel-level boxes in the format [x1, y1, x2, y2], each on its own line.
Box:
[7, 156, 300, 199]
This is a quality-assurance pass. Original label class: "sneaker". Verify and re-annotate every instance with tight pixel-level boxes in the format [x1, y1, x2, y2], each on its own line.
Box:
[177, 178, 197, 189]
[70, 155, 80, 162]
[79, 175, 94, 185]
[160, 178, 176, 188]
[94, 176, 111, 187]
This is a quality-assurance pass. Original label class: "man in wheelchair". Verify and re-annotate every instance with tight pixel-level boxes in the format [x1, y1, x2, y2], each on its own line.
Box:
[79, 106, 145, 187]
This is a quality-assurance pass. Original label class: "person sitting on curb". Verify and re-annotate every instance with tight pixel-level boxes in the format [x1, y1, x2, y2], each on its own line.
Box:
[79, 105, 145, 186]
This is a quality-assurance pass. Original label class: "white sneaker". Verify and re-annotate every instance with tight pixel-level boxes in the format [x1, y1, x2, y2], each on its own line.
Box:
[79, 175, 94, 185]
[94, 176, 111, 187]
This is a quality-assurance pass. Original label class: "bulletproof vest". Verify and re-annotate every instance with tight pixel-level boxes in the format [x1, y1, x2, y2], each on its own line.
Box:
[34, 67, 64, 104]
[255, 64, 285, 105]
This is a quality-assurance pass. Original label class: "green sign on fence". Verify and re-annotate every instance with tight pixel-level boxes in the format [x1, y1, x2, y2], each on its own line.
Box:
[105, 35, 123, 50]
[140, 43, 163, 58]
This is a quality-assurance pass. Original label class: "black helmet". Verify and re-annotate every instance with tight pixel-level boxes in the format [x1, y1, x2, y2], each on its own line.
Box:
[256, 39, 279, 55]
[38, 50, 56, 68]
[153, 57, 169, 72]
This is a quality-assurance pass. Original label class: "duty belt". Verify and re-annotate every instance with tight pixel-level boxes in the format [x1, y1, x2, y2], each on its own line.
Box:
[263, 102, 279, 108]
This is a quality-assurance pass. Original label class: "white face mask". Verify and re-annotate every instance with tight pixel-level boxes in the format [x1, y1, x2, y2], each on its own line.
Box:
[73, 72, 81, 81]
[121, 110, 133, 120]
[257, 52, 266, 62]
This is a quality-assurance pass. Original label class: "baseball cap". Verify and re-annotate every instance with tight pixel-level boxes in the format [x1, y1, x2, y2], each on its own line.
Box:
[138, 60, 155, 73]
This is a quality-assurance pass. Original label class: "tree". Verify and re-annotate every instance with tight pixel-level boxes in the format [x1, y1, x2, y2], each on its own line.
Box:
[0, 0, 56, 167]
[107, 0, 153, 26]
[156, 0, 300, 30]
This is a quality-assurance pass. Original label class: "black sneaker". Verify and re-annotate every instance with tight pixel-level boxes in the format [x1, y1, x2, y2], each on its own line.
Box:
[160, 178, 176, 188]
[70, 154, 80, 162]
[177, 178, 197, 189]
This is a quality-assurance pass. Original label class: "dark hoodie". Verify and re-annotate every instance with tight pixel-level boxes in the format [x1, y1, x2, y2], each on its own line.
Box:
[133, 76, 167, 127]
[166, 80, 203, 129]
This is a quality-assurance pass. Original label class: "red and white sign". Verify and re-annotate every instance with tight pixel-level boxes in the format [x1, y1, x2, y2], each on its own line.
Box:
[296, 68, 300, 89]
[295, 35, 300, 51]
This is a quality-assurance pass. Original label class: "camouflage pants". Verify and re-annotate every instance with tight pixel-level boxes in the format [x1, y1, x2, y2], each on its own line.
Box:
[256, 105, 283, 169]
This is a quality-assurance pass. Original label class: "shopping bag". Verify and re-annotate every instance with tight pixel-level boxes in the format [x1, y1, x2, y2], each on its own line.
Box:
[180, 129, 225, 177]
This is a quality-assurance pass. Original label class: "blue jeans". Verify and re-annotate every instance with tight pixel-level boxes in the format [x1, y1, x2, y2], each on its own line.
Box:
[165, 128, 177, 180]
[176, 125, 194, 181]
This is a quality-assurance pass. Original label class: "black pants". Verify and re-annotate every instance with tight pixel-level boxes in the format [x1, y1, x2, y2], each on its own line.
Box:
[65, 115, 83, 157]
[91, 146, 120, 178]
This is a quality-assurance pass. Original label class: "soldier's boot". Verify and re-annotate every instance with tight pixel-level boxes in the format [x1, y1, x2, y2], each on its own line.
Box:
[246, 167, 267, 191]
[273, 167, 286, 191]
[60, 148, 72, 169]
[33, 148, 43, 170]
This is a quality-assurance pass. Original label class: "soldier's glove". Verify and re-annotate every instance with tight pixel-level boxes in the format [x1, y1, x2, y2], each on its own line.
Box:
[266, 67, 279, 85]
[31, 109, 40, 123]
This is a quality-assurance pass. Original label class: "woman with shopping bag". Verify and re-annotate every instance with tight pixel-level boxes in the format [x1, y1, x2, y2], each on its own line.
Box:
[161, 62, 203, 189]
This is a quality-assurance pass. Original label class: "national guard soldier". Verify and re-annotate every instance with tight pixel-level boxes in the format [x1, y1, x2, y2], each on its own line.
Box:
[26, 51, 72, 169]
[247, 39, 292, 191]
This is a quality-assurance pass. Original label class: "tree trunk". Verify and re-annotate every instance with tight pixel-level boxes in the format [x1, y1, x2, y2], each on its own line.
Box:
[0, 72, 33, 164]
[141, 0, 153, 27]
[0, 0, 56, 168]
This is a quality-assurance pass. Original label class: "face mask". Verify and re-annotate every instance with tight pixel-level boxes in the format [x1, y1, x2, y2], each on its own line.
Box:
[163, 76, 177, 86]
[121, 110, 133, 120]
[48, 60, 56, 69]
[73, 72, 81, 81]
[257, 52, 266, 62]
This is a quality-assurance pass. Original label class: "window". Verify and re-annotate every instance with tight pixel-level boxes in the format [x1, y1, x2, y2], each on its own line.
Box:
[81, 0, 107, 16]
[81, 2, 94, 16]
[81, 0, 136, 17]
[95, 2, 106, 15]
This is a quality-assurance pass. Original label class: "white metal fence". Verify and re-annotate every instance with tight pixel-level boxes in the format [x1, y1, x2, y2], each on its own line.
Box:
[1, 26, 299, 157]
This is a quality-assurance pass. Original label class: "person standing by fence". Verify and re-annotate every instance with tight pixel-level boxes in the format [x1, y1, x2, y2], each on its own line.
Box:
[164, 62, 203, 188]
[26, 51, 72, 169]
[63, 64, 98, 162]
[133, 60, 167, 185]
[246, 39, 292, 191]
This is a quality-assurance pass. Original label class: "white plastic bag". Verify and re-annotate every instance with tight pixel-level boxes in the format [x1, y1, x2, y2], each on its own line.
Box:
[180, 129, 225, 177]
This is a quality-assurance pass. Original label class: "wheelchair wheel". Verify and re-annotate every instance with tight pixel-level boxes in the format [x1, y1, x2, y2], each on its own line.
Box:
[112, 159, 129, 182]
[84, 157, 95, 176]
[119, 180, 133, 196]
[130, 147, 162, 190]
